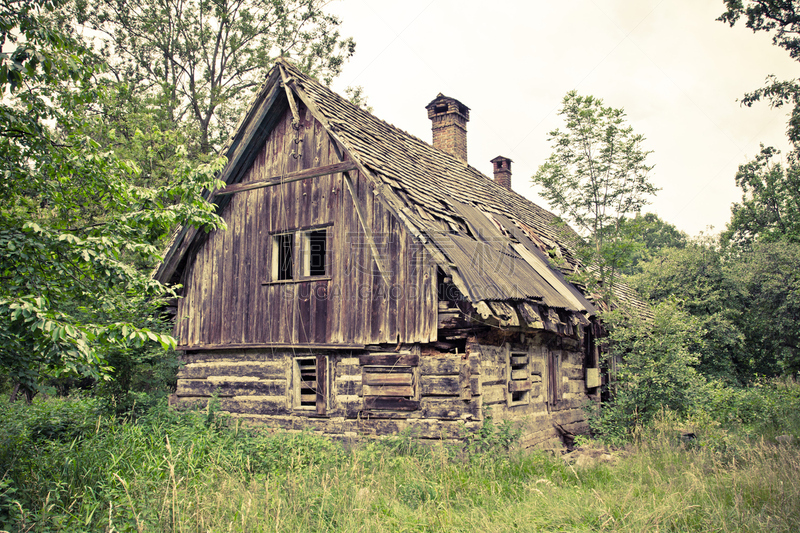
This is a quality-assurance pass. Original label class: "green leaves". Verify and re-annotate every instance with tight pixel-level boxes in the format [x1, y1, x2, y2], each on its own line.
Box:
[595, 299, 708, 438]
[723, 145, 800, 246]
[1, 0, 223, 393]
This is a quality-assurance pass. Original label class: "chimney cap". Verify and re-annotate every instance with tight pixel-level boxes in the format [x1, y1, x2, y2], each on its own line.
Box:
[426, 94, 470, 119]
[491, 155, 513, 190]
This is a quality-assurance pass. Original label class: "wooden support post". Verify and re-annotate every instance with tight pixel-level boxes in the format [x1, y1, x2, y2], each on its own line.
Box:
[316, 355, 327, 415]
[342, 171, 391, 286]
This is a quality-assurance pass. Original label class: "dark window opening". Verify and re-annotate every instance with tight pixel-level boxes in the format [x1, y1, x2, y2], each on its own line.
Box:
[297, 357, 317, 408]
[307, 229, 327, 276]
[434, 104, 448, 114]
[275, 233, 294, 280]
[437, 268, 466, 303]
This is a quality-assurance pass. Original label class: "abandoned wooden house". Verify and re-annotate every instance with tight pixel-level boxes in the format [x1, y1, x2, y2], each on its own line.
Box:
[156, 59, 612, 447]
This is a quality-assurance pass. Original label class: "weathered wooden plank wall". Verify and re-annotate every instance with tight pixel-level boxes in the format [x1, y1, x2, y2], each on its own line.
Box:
[175, 103, 437, 348]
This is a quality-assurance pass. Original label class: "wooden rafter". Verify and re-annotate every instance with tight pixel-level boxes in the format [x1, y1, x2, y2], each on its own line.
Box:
[216, 161, 358, 196]
[278, 63, 302, 127]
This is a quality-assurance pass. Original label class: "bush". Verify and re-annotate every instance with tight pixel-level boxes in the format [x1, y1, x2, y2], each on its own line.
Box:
[592, 299, 707, 442]
[700, 377, 800, 438]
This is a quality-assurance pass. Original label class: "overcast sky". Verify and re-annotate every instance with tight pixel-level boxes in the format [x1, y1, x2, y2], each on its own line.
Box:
[326, 0, 798, 237]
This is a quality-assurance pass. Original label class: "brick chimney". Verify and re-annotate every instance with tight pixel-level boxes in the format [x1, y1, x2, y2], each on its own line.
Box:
[491, 156, 512, 190]
[426, 93, 470, 162]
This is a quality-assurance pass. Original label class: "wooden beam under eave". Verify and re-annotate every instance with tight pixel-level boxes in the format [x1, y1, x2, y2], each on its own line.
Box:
[177, 342, 366, 352]
[216, 161, 358, 196]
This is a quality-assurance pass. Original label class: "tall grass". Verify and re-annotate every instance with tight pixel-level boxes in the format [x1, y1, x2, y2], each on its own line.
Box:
[1, 392, 798, 532]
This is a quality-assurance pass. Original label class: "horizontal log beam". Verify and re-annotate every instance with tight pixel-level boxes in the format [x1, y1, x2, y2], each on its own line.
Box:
[363, 384, 414, 397]
[363, 397, 420, 411]
[216, 161, 358, 196]
[359, 353, 419, 367]
[363, 372, 413, 386]
[509, 380, 532, 393]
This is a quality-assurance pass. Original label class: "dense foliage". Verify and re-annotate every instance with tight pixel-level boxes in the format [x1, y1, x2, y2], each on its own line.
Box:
[588, 1, 800, 440]
[0, 0, 225, 396]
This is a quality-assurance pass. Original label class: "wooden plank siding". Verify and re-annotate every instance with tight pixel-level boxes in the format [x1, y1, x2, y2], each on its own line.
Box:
[174, 103, 437, 348]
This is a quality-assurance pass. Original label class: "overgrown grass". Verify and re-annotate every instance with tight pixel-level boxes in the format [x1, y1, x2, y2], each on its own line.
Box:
[1, 391, 798, 532]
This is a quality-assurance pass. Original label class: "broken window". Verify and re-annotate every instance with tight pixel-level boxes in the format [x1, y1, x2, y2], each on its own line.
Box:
[302, 229, 327, 277]
[273, 233, 294, 281]
[507, 349, 532, 406]
[293, 355, 327, 415]
[271, 226, 330, 282]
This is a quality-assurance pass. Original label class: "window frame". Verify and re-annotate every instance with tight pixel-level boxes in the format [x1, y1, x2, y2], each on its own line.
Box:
[267, 224, 332, 284]
[272, 232, 295, 282]
[301, 228, 328, 278]
[292, 355, 329, 415]
[506, 345, 532, 407]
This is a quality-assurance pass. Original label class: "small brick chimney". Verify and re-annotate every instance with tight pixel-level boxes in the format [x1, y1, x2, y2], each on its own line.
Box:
[491, 156, 512, 190]
[426, 93, 470, 163]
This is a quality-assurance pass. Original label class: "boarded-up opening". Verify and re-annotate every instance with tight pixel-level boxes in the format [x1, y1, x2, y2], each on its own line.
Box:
[360, 352, 420, 411]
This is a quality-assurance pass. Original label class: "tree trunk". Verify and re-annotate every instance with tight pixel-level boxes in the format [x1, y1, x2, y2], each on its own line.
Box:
[9, 383, 35, 404]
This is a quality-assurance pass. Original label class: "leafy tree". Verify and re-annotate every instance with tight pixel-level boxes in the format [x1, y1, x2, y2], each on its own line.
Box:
[719, 2, 800, 245]
[0, 0, 225, 399]
[631, 235, 800, 378]
[719, 1, 800, 143]
[629, 237, 746, 381]
[532, 91, 657, 306]
[73, 0, 356, 154]
[728, 241, 800, 375]
[722, 145, 800, 245]
[617, 212, 687, 275]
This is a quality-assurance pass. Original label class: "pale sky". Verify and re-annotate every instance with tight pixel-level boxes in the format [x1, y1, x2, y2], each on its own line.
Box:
[327, 0, 799, 237]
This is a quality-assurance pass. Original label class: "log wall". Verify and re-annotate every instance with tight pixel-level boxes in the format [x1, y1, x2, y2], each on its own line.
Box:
[175, 102, 437, 348]
[173, 333, 597, 447]
[174, 348, 483, 439]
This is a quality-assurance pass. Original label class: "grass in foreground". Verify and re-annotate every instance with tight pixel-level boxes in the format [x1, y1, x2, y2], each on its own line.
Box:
[0, 396, 798, 532]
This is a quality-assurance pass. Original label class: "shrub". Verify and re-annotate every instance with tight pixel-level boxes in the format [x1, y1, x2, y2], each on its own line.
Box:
[592, 299, 707, 442]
